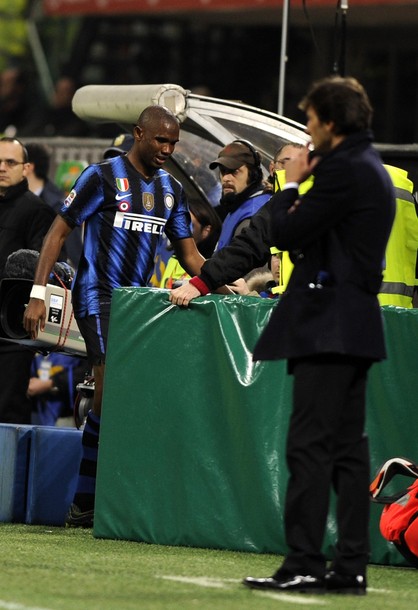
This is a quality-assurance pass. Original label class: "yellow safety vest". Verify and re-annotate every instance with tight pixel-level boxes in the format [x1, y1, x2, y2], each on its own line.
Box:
[273, 165, 418, 307]
[160, 255, 189, 289]
[272, 170, 314, 294]
[379, 165, 418, 308]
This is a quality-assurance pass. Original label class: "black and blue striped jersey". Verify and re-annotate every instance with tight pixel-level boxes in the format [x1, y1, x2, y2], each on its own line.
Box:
[59, 154, 192, 317]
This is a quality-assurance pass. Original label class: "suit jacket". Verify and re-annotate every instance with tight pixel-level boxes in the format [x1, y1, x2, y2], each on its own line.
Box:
[254, 130, 395, 362]
[0, 179, 56, 278]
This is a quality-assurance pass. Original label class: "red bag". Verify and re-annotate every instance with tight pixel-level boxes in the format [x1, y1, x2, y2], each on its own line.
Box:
[370, 457, 418, 567]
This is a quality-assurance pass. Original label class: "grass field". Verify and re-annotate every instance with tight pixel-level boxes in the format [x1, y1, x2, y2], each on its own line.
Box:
[1, 524, 418, 610]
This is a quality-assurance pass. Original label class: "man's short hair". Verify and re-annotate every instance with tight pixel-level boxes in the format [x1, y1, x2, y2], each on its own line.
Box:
[299, 76, 373, 135]
[0, 136, 29, 163]
[25, 142, 51, 180]
[273, 142, 304, 162]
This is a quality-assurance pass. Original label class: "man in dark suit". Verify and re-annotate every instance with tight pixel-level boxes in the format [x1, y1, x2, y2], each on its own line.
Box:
[169, 76, 396, 595]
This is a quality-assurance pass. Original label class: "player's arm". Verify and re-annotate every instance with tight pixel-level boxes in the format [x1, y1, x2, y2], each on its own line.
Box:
[23, 216, 73, 339]
[171, 237, 206, 278]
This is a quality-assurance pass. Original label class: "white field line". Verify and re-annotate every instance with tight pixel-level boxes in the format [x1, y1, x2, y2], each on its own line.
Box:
[0, 602, 54, 610]
[256, 591, 328, 605]
[160, 575, 234, 588]
[159, 576, 328, 604]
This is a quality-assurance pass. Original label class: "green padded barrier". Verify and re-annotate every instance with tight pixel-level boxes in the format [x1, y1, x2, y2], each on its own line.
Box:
[94, 288, 418, 567]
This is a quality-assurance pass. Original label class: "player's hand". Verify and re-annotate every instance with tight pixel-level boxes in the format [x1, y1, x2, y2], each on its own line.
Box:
[169, 282, 202, 307]
[227, 278, 250, 295]
[27, 377, 53, 397]
[23, 299, 46, 339]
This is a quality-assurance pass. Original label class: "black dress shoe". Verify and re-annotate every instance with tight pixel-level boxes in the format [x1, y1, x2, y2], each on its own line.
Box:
[243, 573, 326, 594]
[325, 570, 367, 595]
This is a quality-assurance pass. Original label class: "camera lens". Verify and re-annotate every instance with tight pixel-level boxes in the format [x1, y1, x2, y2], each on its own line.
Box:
[0, 281, 31, 339]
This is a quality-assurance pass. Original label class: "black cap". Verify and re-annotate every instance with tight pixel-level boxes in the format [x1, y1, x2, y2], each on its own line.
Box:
[103, 133, 134, 159]
[209, 141, 258, 171]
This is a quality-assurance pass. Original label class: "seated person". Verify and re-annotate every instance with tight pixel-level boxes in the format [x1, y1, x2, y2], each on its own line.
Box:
[29, 352, 87, 426]
[229, 247, 281, 298]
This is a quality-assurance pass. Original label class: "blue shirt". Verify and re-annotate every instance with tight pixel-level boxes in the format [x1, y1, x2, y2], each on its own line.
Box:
[216, 191, 271, 251]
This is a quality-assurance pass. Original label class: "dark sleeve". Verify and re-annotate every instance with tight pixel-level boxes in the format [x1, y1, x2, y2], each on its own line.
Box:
[270, 161, 352, 251]
[199, 201, 273, 290]
[233, 217, 251, 236]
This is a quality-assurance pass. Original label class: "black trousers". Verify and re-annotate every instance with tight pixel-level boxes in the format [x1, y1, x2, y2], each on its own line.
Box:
[280, 354, 371, 578]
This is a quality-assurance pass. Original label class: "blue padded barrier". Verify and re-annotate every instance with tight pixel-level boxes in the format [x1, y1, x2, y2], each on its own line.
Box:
[25, 426, 82, 526]
[0, 424, 32, 523]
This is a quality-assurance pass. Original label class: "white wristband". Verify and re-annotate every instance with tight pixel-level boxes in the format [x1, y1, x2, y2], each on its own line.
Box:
[30, 285, 46, 301]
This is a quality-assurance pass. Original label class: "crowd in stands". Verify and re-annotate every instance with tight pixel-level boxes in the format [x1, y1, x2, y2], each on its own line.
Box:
[0, 64, 115, 138]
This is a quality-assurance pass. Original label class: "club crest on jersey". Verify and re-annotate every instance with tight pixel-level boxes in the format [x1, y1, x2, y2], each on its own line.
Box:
[164, 194, 174, 210]
[118, 201, 131, 212]
[142, 192, 154, 212]
[64, 189, 76, 207]
[116, 178, 129, 192]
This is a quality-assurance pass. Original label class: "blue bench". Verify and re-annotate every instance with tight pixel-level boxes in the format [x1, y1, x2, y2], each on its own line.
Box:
[0, 424, 82, 526]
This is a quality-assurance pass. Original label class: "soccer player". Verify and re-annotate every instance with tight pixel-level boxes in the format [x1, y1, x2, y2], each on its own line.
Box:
[23, 105, 208, 527]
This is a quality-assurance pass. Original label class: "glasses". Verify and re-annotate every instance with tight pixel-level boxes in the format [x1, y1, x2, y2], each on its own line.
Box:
[0, 159, 26, 169]
[274, 157, 291, 167]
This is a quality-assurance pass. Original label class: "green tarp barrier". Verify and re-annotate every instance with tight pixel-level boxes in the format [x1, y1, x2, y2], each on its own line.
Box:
[95, 288, 418, 566]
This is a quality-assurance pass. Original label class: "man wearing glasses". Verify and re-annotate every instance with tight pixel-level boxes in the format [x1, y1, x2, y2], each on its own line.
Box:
[0, 136, 56, 424]
[268, 143, 304, 190]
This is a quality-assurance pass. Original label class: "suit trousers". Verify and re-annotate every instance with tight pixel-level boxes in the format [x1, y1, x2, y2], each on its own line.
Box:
[279, 354, 371, 578]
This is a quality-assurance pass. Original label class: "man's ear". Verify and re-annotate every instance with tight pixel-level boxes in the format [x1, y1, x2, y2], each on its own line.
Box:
[133, 125, 143, 141]
[325, 120, 335, 133]
[202, 224, 211, 238]
[22, 161, 33, 176]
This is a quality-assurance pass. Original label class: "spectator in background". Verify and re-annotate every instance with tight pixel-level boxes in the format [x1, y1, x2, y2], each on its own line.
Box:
[103, 133, 135, 159]
[210, 140, 271, 249]
[0, 65, 45, 137]
[209, 140, 272, 290]
[0, 137, 56, 424]
[25, 143, 83, 269]
[228, 246, 281, 298]
[41, 75, 88, 137]
[29, 352, 87, 427]
[266, 142, 305, 192]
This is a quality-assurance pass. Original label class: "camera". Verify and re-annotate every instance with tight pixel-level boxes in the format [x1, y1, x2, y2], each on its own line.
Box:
[0, 278, 86, 356]
[74, 376, 95, 429]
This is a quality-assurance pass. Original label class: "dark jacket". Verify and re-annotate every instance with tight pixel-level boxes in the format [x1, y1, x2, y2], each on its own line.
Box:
[199, 130, 396, 362]
[0, 179, 56, 278]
